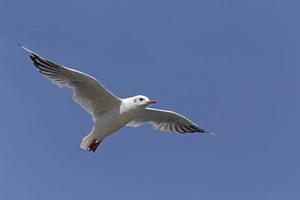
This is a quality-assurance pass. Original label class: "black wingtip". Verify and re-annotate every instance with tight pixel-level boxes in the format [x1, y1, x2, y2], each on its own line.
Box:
[202, 129, 216, 135]
[30, 54, 36, 62]
[193, 126, 215, 135]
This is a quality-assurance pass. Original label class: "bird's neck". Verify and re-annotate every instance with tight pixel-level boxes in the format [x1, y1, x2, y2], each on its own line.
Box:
[120, 98, 143, 115]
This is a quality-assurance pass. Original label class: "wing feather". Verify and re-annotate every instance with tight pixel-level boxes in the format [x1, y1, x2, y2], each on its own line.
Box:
[21, 45, 121, 118]
[127, 108, 207, 134]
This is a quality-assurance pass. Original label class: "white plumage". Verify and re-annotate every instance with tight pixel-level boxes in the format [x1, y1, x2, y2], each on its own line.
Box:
[20, 45, 210, 152]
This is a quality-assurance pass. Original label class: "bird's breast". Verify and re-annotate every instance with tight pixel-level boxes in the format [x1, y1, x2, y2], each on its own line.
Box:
[93, 109, 137, 138]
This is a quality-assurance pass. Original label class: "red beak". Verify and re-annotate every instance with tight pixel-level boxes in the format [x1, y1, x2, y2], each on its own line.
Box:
[148, 100, 156, 104]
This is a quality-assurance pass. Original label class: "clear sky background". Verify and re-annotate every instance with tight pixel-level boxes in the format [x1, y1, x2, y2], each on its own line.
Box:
[0, 0, 299, 199]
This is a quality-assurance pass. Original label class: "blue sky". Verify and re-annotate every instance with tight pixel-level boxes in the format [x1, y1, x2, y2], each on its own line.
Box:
[1, 0, 300, 199]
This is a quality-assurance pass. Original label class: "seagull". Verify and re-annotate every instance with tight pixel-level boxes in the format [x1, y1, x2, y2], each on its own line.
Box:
[20, 44, 211, 152]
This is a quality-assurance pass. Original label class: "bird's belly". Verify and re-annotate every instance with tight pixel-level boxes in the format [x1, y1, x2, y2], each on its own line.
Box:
[93, 112, 134, 139]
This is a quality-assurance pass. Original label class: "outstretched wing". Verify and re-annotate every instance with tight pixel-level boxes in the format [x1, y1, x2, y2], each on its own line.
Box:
[127, 108, 207, 134]
[20, 45, 121, 118]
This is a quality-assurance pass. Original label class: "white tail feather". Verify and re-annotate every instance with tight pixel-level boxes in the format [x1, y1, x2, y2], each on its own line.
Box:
[80, 134, 96, 150]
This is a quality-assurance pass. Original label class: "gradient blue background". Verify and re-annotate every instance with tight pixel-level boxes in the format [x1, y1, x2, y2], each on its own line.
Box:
[1, 0, 299, 199]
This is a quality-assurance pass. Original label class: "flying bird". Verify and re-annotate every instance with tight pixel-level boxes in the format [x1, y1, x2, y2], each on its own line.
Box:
[20, 44, 211, 152]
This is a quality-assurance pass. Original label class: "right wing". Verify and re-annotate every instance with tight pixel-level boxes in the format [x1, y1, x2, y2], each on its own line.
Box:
[20, 45, 121, 118]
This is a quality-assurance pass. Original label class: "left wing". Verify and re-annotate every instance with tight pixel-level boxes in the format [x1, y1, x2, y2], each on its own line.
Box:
[127, 108, 208, 134]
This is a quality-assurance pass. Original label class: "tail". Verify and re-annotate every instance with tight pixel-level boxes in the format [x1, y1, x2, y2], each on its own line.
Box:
[80, 134, 96, 150]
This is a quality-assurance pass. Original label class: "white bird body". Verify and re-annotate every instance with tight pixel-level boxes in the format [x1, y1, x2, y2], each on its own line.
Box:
[92, 99, 140, 140]
[20, 44, 210, 153]
[80, 97, 147, 151]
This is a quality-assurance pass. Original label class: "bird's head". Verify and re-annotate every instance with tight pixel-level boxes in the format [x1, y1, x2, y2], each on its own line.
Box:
[132, 95, 156, 108]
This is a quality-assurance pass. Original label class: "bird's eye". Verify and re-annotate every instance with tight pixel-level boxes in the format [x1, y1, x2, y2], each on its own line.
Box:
[139, 98, 144, 101]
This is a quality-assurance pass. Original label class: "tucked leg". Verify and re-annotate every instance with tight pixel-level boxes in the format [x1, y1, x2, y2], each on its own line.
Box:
[88, 139, 102, 152]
